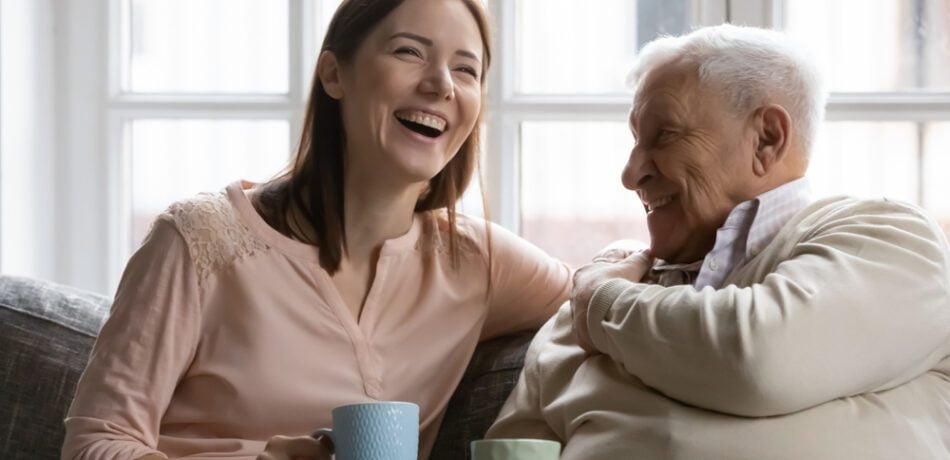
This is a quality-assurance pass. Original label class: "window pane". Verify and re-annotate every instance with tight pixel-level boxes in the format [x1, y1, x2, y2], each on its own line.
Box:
[809, 122, 919, 202]
[129, 119, 290, 247]
[128, 0, 288, 93]
[516, 0, 692, 95]
[316, 0, 344, 47]
[925, 123, 950, 238]
[458, 127, 488, 219]
[521, 121, 647, 268]
[784, 0, 950, 92]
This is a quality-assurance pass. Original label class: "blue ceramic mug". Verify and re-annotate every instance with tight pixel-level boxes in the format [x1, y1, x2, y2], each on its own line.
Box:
[312, 401, 419, 460]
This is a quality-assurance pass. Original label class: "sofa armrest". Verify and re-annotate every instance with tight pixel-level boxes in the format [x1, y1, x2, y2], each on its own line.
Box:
[0, 275, 110, 460]
[430, 331, 536, 459]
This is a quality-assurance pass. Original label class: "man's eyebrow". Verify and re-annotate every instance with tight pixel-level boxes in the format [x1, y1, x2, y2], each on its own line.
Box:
[390, 32, 481, 62]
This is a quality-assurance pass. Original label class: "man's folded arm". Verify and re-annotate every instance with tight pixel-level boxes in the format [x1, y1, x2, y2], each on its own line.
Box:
[586, 199, 950, 417]
[487, 313, 563, 441]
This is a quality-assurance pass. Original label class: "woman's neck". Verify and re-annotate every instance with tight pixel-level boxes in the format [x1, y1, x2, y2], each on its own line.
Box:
[341, 174, 425, 262]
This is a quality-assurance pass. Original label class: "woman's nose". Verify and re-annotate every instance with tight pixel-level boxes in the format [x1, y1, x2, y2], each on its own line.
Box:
[419, 66, 455, 100]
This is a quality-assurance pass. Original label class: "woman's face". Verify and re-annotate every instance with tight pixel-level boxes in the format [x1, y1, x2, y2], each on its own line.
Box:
[325, 0, 484, 190]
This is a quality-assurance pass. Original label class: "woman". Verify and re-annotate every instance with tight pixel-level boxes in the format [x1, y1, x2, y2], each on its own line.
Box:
[62, 0, 571, 459]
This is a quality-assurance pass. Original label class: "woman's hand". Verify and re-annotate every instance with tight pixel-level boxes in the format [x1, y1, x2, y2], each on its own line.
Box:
[571, 249, 653, 352]
[256, 435, 333, 460]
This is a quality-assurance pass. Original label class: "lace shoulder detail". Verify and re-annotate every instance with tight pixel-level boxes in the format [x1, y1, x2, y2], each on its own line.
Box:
[161, 191, 268, 283]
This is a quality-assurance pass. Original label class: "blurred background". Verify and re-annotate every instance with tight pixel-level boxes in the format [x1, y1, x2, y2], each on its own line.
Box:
[2, 0, 949, 294]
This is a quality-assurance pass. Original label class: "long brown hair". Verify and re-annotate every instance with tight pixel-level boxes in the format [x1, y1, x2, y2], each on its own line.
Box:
[255, 0, 492, 274]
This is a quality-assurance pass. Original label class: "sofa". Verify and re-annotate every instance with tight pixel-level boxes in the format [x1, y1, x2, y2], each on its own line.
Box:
[0, 274, 534, 459]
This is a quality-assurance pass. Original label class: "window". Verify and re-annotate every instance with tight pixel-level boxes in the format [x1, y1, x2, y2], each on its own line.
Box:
[4, 0, 948, 294]
[776, 0, 950, 236]
[103, 0, 347, 285]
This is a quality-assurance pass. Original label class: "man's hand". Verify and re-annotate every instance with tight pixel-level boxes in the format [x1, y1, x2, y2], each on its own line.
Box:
[256, 434, 333, 460]
[571, 249, 654, 352]
[590, 239, 649, 263]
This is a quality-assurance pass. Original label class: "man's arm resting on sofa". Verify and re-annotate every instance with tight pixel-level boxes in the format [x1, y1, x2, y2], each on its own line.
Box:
[487, 306, 572, 441]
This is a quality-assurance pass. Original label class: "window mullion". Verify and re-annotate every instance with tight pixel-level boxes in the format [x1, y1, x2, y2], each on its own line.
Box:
[485, 0, 519, 231]
[288, 0, 306, 149]
[726, 0, 779, 27]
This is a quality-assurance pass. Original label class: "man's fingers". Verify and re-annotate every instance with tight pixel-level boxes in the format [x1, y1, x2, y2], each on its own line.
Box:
[618, 250, 654, 280]
[593, 239, 650, 262]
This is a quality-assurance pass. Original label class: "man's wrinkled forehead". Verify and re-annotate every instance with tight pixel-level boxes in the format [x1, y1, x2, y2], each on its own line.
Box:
[630, 61, 700, 122]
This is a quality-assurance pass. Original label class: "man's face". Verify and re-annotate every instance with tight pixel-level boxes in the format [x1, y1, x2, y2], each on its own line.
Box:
[622, 61, 756, 264]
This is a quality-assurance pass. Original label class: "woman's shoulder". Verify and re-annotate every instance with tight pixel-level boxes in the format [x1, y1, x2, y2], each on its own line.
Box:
[155, 188, 269, 281]
[417, 210, 546, 260]
[416, 209, 489, 257]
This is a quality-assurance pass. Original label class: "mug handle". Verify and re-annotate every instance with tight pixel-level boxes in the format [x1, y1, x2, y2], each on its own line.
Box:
[311, 429, 335, 452]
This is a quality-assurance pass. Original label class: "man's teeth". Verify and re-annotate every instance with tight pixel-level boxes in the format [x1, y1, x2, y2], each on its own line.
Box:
[395, 112, 446, 132]
[647, 196, 673, 212]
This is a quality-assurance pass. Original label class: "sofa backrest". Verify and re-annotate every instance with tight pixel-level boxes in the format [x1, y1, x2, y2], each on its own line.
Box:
[0, 275, 110, 460]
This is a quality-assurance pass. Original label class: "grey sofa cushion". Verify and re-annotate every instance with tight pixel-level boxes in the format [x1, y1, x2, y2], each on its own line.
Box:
[0, 275, 110, 460]
[430, 331, 534, 459]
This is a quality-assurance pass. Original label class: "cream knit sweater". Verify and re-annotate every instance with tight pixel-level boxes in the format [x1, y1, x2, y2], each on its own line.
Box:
[488, 196, 950, 459]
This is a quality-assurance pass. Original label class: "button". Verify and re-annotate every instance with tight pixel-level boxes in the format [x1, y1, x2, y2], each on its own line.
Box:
[708, 259, 719, 271]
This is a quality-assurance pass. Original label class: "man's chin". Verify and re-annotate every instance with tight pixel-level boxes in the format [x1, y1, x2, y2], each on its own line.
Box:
[647, 240, 674, 262]
[646, 223, 680, 262]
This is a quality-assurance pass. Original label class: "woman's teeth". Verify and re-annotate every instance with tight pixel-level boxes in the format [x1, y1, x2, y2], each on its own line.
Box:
[395, 111, 446, 133]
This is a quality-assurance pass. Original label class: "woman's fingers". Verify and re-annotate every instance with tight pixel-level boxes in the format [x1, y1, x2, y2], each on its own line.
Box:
[258, 435, 333, 460]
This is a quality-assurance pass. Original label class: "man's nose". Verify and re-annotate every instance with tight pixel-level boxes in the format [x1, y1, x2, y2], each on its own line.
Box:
[622, 145, 654, 191]
[419, 65, 455, 100]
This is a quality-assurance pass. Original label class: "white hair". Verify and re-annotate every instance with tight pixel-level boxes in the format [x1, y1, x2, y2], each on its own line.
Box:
[628, 24, 827, 154]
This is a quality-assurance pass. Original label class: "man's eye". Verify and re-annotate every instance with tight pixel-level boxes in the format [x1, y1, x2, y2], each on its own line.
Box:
[656, 129, 677, 142]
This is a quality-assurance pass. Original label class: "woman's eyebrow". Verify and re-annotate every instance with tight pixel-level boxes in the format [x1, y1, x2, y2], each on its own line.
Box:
[389, 31, 481, 62]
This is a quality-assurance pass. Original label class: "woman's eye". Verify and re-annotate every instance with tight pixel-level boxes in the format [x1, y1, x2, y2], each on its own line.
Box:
[455, 66, 479, 79]
[395, 47, 422, 58]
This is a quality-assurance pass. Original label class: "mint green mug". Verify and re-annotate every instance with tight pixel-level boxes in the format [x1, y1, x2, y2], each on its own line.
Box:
[471, 439, 561, 460]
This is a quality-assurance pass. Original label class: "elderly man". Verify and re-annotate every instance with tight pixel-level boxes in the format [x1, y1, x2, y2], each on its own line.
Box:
[486, 24, 950, 459]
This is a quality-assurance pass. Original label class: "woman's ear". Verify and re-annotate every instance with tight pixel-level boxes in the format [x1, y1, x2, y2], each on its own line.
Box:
[751, 103, 792, 177]
[318, 51, 345, 100]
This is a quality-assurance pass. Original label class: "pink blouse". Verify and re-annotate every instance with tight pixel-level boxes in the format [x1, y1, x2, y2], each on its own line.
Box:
[63, 181, 571, 459]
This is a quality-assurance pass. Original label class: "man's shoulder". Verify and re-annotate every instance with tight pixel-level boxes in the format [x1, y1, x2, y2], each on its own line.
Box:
[795, 195, 941, 235]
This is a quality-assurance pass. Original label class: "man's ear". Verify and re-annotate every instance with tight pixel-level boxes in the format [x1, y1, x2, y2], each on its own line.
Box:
[318, 51, 345, 100]
[751, 104, 791, 177]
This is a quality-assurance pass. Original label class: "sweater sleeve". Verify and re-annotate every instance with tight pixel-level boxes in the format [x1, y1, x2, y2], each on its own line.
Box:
[63, 216, 201, 460]
[485, 310, 564, 441]
[586, 199, 950, 417]
[480, 221, 572, 341]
